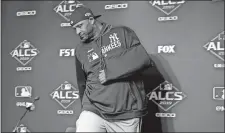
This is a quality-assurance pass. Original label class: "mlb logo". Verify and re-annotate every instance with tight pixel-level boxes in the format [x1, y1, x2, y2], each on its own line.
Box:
[65, 0, 76, 4]
[18, 126, 27, 133]
[213, 87, 224, 100]
[85, 12, 91, 17]
[61, 83, 71, 90]
[88, 52, 99, 62]
[20, 41, 30, 48]
[15, 86, 32, 98]
[160, 83, 173, 91]
[16, 124, 30, 133]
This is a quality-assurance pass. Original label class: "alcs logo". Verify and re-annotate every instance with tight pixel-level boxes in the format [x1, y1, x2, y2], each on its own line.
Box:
[203, 31, 224, 68]
[50, 81, 79, 115]
[147, 81, 187, 117]
[13, 124, 31, 133]
[54, 0, 83, 21]
[10, 40, 39, 71]
[149, 0, 185, 21]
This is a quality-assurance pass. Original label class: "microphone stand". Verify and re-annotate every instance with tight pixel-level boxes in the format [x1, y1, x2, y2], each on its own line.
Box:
[12, 109, 29, 133]
[12, 97, 39, 133]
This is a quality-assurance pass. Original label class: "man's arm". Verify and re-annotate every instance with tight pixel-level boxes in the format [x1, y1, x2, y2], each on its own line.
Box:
[102, 27, 151, 84]
[75, 55, 86, 101]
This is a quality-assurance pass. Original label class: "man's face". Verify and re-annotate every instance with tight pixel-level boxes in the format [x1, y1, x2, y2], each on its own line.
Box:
[72, 19, 94, 43]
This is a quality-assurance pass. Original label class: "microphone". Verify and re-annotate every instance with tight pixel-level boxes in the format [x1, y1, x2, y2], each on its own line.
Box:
[26, 96, 40, 111]
[33, 96, 40, 102]
[12, 96, 40, 132]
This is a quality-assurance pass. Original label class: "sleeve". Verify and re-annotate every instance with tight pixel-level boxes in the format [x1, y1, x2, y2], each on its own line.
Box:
[103, 27, 152, 84]
[75, 52, 86, 101]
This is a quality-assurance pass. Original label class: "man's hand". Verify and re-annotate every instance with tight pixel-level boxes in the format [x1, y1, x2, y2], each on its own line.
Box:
[99, 70, 106, 84]
[26, 102, 35, 111]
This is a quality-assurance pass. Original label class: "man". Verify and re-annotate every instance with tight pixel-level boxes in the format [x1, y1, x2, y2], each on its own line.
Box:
[71, 5, 152, 132]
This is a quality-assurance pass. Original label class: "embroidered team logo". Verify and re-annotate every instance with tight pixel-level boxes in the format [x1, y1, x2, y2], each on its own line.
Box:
[87, 51, 99, 62]
[109, 33, 121, 45]
[101, 33, 122, 54]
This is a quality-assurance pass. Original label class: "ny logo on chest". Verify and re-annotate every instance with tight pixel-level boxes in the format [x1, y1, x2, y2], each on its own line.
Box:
[87, 33, 122, 62]
[101, 33, 122, 54]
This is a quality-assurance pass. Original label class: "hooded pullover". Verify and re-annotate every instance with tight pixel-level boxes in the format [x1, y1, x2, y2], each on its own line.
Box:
[75, 22, 152, 120]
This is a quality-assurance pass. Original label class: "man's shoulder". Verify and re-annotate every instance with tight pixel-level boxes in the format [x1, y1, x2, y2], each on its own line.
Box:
[110, 25, 133, 32]
[75, 43, 83, 56]
[75, 43, 81, 51]
[75, 43, 82, 49]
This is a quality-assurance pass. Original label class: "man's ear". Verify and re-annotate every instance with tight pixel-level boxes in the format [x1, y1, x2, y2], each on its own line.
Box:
[88, 17, 95, 25]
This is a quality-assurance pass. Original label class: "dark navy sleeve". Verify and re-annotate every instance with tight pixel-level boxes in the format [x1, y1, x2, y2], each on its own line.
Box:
[75, 51, 86, 101]
[102, 27, 152, 84]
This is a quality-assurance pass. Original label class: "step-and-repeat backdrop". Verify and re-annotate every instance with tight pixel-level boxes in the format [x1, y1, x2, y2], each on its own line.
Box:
[1, 1, 224, 132]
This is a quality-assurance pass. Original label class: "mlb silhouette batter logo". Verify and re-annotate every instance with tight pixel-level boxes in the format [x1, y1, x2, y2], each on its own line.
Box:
[15, 86, 32, 98]
[87, 52, 99, 62]
[20, 42, 30, 48]
[61, 83, 72, 90]
[213, 87, 224, 100]
[160, 83, 173, 91]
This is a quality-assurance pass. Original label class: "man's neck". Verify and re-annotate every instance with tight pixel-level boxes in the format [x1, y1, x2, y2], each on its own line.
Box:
[93, 22, 103, 39]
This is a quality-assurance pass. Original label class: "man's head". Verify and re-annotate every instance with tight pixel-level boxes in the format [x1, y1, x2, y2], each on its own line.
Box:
[69, 6, 101, 43]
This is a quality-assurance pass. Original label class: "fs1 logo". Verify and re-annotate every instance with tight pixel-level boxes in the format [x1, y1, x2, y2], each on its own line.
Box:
[10, 40, 39, 71]
[54, 0, 83, 27]
[105, 3, 128, 10]
[50, 81, 79, 115]
[13, 124, 31, 133]
[16, 10, 36, 16]
[59, 49, 75, 56]
[149, 0, 185, 22]
[203, 31, 224, 68]
[158, 45, 176, 53]
[146, 81, 187, 117]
